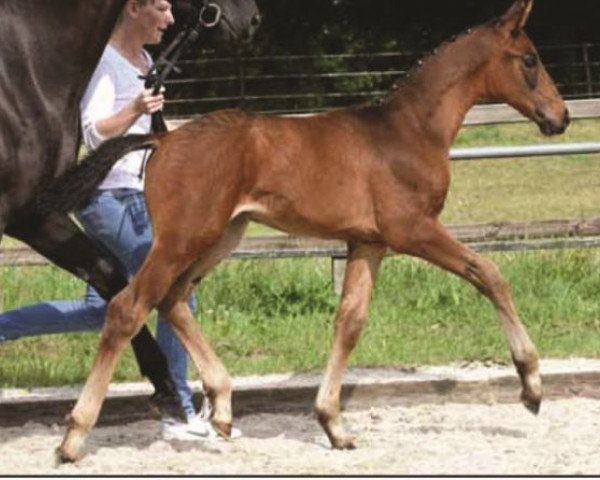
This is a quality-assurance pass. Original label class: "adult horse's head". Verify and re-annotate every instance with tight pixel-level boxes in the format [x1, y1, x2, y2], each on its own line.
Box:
[172, 0, 261, 50]
[481, 0, 570, 135]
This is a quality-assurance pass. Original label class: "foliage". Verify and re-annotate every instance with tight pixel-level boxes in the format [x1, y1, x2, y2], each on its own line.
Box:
[166, 0, 600, 115]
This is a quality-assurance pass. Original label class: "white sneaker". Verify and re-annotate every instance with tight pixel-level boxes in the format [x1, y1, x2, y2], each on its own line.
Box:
[188, 414, 243, 440]
[161, 415, 243, 442]
[161, 416, 219, 442]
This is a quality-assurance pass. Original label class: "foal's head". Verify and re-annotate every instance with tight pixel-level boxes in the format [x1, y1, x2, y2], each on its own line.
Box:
[479, 0, 569, 135]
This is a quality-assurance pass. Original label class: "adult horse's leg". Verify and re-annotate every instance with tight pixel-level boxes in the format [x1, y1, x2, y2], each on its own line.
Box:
[392, 218, 542, 412]
[5, 213, 184, 418]
[315, 242, 385, 449]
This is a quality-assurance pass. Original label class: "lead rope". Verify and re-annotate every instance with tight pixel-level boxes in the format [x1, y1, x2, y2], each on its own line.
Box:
[137, 2, 223, 179]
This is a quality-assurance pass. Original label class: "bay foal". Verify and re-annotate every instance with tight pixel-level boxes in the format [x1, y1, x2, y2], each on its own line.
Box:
[58, 0, 569, 460]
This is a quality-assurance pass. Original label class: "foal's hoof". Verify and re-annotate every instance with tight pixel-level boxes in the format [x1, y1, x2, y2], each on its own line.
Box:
[521, 392, 541, 415]
[331, 434, 357, 450]
[211, 420, 232, 439]
[55, 446, 80, 465]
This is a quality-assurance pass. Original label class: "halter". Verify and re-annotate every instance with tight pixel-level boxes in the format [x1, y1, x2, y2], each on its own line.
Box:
[199, 1, 222, 28]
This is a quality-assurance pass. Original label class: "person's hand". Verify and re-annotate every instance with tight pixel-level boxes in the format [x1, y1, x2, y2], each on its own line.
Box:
[133, 88, 165, 114]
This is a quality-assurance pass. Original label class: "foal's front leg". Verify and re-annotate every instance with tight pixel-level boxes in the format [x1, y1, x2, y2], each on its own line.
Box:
[315, 242, 385, 449]
[160, 300, 233, 436]
[395, 219, 542, 412]
[154, 218, 251, 437]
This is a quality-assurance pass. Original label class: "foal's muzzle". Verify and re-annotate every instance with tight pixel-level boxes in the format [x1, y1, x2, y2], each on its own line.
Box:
[535, 107, 571, 136]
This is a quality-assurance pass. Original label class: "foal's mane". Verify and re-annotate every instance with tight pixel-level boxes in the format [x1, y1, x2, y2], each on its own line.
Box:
[369, 17, 502, 109]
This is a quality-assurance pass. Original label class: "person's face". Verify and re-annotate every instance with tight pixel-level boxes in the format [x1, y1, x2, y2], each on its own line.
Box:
[134, 0, 175, 45]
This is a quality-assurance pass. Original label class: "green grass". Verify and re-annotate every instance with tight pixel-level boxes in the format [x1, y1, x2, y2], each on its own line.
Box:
[446, 119, 600, 223]
[1, 119, 600, 388]
[2, 250, 600, 387]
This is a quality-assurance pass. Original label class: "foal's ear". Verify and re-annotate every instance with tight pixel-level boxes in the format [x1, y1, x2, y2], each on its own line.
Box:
[497, 0, 534, 36]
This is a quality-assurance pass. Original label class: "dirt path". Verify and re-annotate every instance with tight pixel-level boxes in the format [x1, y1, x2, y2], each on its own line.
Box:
[1, 397, 599, 475]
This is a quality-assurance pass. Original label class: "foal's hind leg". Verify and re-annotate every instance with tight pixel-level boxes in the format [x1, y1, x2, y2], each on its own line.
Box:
[315, 242, 385, 449]
[158, 217, 250, 437]
[395, 219, 542, 412]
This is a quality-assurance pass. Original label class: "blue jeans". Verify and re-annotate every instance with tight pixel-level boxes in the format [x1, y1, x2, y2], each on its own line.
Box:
[0, 189, 197, 419]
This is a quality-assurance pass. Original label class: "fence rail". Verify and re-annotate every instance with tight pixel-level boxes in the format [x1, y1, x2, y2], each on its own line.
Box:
[3, 218, 600, 267]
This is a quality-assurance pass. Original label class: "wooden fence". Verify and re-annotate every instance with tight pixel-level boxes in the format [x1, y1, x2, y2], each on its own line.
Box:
[3, 218, 600, 293]
[2, 99, 600, 293]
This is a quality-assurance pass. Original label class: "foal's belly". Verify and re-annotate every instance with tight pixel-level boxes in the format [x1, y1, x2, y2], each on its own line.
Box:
[233, 191, 381, 242]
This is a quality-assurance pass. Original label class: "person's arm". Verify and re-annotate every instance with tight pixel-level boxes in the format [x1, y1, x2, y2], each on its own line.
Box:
[81, 63, 164, 149]
[94, 88, 165, 139]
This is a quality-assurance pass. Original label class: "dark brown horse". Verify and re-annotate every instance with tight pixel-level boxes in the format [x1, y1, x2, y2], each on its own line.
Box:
[0, 0, 259, 419]
[55, 0, 569, 460]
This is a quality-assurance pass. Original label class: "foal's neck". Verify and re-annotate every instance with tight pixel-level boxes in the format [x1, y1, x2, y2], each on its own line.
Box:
[388, 28, 493, 150]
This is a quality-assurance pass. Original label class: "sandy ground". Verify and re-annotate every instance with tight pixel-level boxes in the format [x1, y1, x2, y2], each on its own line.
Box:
[1, 397, 600, 475]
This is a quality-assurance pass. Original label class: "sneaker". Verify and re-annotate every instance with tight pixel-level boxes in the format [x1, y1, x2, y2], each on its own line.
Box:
[188, 414, 243, 440]
[161, 415, 243, 442]
[161, 416, 219, 442]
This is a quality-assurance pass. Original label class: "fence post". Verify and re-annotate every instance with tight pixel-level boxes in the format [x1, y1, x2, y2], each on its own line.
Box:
[332, 256, 347, 295]
[582, 43, 593, 97]
[237, 56, 246, 107]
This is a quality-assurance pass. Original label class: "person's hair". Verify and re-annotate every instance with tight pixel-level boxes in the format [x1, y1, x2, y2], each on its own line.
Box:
[117, 0, 155, 24]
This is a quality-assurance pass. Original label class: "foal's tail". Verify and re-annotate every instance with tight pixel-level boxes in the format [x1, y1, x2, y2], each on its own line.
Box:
[37, 134, 159, 215]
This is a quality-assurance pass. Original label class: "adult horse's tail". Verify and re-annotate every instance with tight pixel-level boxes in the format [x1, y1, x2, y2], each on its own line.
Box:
[37, 134, 158, 215]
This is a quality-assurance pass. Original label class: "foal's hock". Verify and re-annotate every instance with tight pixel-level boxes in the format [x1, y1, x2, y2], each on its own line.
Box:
[58, 0, 569, 460]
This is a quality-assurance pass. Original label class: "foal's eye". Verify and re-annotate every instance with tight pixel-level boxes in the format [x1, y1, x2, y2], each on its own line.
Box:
[523, 53, 538, 69]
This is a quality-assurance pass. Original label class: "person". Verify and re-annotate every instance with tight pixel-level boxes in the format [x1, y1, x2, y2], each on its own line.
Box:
[0, 0, 222, 442]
